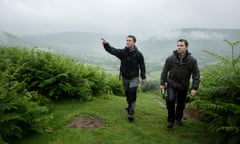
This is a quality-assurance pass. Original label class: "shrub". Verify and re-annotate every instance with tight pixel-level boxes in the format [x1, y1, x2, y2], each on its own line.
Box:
[194, 40, 240, 144]
[141, 80, 159, 92]
[0, 46, 121, 143]
[0, 47, 111, 100]
[0, 81, 52, 144]
[105, 76, 124, 96]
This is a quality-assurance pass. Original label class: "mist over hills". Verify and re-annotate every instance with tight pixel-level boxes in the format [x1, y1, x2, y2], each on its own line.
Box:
[1, 28, 240, 69]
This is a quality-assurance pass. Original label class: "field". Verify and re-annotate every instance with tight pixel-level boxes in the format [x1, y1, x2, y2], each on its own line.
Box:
[16, 93, 213, 144]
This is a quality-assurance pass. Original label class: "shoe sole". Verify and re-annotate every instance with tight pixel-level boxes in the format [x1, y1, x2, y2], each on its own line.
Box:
[128, 114, 134, 122]
[167, 122, 174, 128]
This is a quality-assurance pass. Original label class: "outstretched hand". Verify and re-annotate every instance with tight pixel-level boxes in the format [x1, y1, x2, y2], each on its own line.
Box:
[101, 38, 108, 45]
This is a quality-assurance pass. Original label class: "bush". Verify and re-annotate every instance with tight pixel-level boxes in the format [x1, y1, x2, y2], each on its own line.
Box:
[194, 40, 240, 144]
[0, 81, 52, 144]
[0, 47, 111, 100]
[106, 76, 124, 96]
[0, 46, 120, 143]
[141, 80, 159, 92]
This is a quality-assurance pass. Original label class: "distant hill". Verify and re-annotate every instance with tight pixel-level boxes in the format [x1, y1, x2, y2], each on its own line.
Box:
[0, 29, 240, 68]
[22, 32, 128, 64]
[139, 28, 240, 67]
[0, 31, 29, 46]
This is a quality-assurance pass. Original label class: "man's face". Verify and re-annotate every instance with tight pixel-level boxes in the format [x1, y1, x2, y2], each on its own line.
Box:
[177, 41, 187, 54]
[126, 37, 135, 48]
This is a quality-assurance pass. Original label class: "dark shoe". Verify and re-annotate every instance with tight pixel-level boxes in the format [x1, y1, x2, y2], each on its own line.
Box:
[176, 120, 183, 126]
[167, 121, 174, 128]
[128, 114, 134, 122]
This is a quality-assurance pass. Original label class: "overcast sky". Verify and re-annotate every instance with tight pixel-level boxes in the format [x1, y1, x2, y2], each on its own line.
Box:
[0, 0, 239, 37]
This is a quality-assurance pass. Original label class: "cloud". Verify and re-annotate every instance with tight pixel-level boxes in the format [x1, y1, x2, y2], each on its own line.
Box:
[187, 31, 225, 40]
[0, 0, 239, 37]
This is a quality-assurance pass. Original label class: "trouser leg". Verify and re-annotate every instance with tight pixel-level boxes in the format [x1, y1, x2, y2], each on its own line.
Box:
[176, 90, 187, 121]
[125, 90, 130, 103]
[125, 89, 131, 113]
[128, 87, 137, 115]
[123, 79, 130, 105]
[123, 78, 139, 116]
[167, 86, 177, 122]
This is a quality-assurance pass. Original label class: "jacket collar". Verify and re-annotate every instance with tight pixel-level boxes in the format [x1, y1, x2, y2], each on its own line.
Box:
[173, 50, 191, 63]
[173, 50, 190, 57]
[125, 46, 137, 52]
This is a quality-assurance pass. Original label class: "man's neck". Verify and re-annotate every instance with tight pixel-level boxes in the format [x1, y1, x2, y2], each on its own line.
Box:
[179, 52, 186, 58]
[128, 46, 135, 49]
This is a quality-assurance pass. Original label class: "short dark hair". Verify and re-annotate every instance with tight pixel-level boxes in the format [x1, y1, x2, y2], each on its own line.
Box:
[127, 35, 136, 42]
[178, 39, 188, 47]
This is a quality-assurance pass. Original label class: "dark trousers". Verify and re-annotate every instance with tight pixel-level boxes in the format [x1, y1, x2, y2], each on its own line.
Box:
[123, 78, 139, 115]
[125, 87, 137, 103]
[125, 87, 137, 114]
[166, 86, 187, 122]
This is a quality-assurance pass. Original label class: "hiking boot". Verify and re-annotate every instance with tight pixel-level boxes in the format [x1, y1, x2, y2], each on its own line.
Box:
[128, 113, 134, 122]
[176, 120, 183, 126]
[167, 121, 174, 128]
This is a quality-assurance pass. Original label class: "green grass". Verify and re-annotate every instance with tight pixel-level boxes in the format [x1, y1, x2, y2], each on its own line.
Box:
[148, 71, 161, 81]
[16, 93, 214, 144]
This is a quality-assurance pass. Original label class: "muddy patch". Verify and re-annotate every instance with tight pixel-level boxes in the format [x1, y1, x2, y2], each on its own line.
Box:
[69, 116, 104, 129]
[184, 108, 202, 121]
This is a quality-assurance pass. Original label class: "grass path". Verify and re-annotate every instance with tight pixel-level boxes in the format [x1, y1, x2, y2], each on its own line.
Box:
[17, 93, 213, 144]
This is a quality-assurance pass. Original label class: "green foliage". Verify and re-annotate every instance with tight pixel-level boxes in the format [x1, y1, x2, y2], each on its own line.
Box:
[0, 47, 114, 100]
[105, 76, 124, 96]
[0, 81, 52, 144]
[0, 46, 120, 143]
[195, 40, 240, 144]
[141, 80, 159, 92]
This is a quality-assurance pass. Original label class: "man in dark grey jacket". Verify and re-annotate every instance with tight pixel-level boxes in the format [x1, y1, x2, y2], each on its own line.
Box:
[101, 35, 146, 121]
[160, 39, 200, 128]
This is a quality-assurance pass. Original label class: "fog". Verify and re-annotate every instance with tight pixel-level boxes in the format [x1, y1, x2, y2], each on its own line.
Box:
[0, 0, 240, 38]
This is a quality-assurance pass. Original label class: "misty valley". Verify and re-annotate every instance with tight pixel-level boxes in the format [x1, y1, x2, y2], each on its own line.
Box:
[0, 28, 240, 144]
[1, 28, 240, 80]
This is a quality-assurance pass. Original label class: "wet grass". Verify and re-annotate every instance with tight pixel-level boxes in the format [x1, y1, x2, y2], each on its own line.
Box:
[16, 93, 214, 144]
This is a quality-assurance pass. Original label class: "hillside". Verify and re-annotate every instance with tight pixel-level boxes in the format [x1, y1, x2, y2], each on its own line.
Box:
[140, 29, 240, 66]
[0, 41, 239, 144]
[1, 28, 240, 68]
[16, 93, 214, 144]
[0, 31, 28, 46]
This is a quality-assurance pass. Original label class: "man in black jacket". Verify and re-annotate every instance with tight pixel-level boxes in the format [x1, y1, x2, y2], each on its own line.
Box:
[160, 39, 200, 128]
[101, 35, 146, 121]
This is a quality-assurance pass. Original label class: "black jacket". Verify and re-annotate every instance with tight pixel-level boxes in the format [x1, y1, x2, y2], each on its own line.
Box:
[160, 50, 200, 90]
[103, 43, 146, 80]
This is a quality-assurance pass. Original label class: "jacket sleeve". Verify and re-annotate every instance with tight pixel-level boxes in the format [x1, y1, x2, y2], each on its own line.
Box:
[139, 53, 146, 80]
[160, 58, 170, 86]
[103, 43, 122, 59]
[191, 59, 201, 90]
